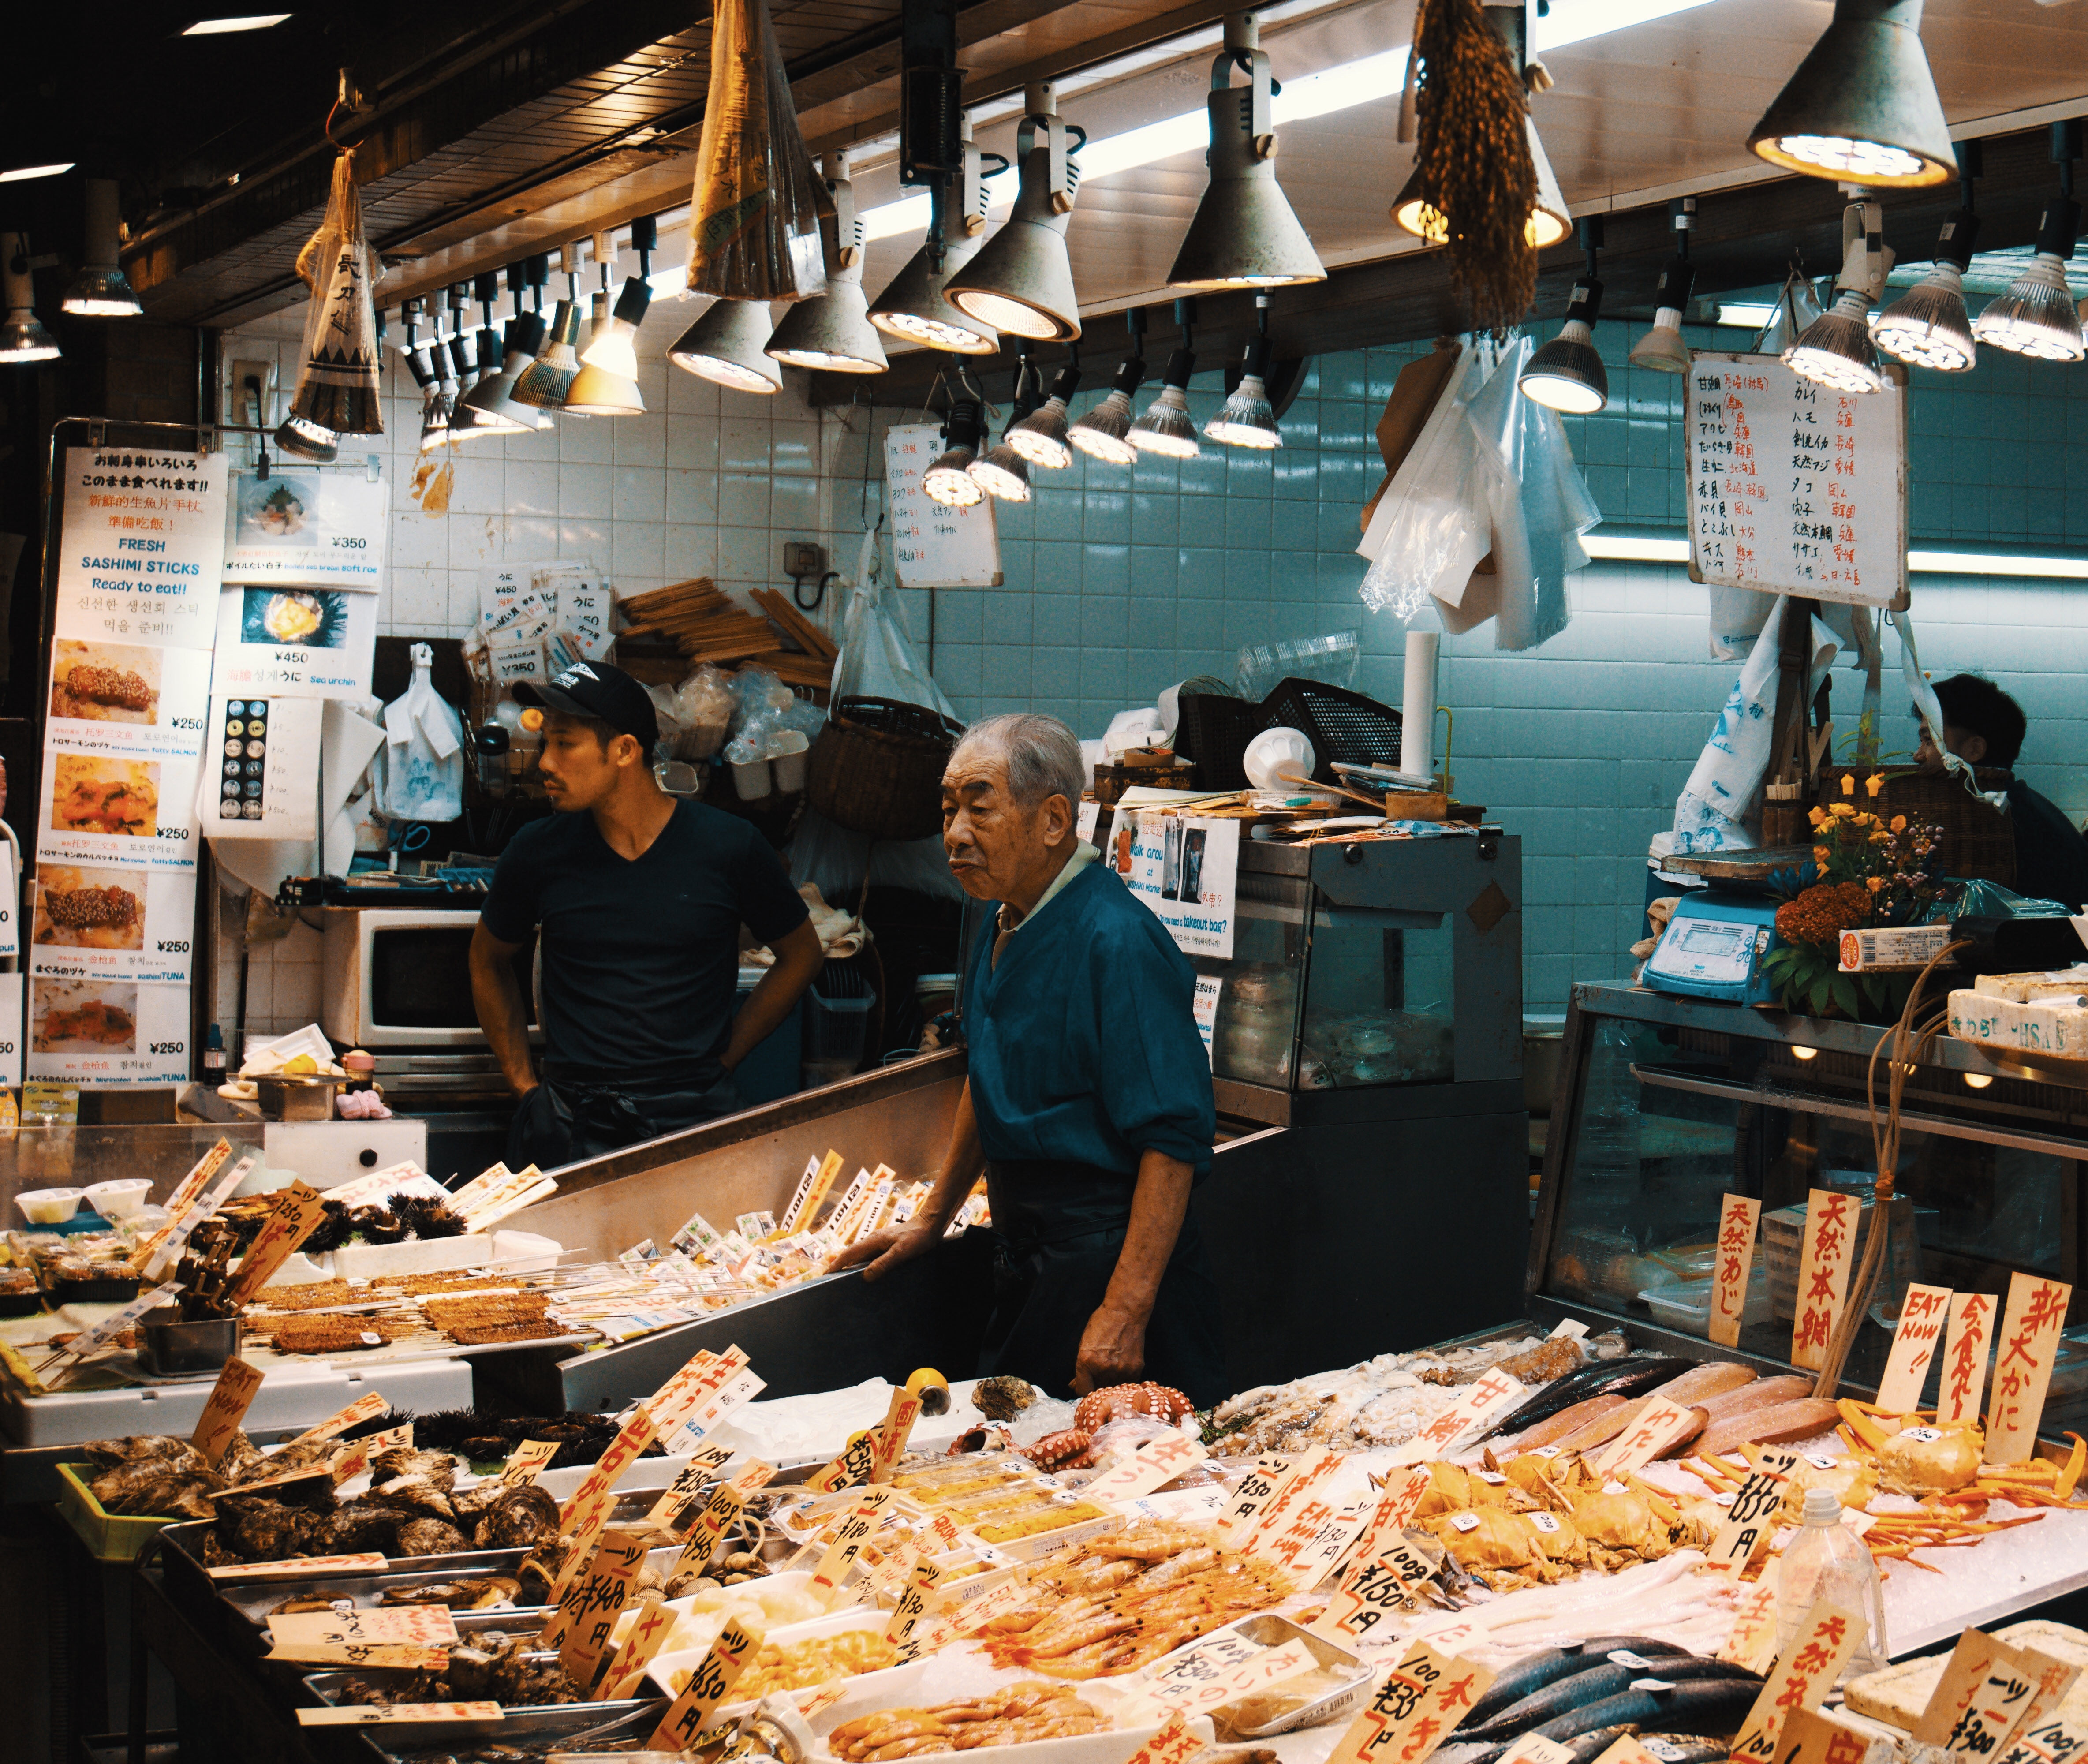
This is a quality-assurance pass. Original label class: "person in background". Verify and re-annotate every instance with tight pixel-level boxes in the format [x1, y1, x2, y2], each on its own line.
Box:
[833, 713, 1227, 1404]
[471, 659, 825, 1169]
[1917, 673, 2088, 912]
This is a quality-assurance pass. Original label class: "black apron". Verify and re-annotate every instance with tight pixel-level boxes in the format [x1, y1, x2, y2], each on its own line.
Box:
[977, 1157, 1228, 1407]
[508, 1069, 740, 1170]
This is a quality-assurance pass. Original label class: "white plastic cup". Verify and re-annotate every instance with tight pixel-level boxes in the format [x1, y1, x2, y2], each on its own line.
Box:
[85, 1179, 152, 1219]
[1243, 725, 1318, 791]
[732, 756, 773, 800]
[769, 729, 810, 792]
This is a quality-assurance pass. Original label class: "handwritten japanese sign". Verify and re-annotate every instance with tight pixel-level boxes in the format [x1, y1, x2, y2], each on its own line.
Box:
[1590, 1399, 1700, 1480]
[645, 1445, 735, 1531]
[1876, 1283, 1955, 1413]
[547, 1529, 649, 1685]
[1718, 1579, 1783, 1675]
[268, 1604, 456, 1667]
[1707, 1447, 1800, 1572]
[287, 1390, 390, 1448]
[885, 423, 1001, 588]
[676, 1458, 777, 1576]
[1760, 1710, 1871, 1764]
[1325, 1641, 1495, 1764]
[330, 1422, 412, 1486]
[1117, 1636, 1321, 1728]
[1790, 1189, 1859, 1372]
[556, 1405, 659, 1558]
[1989, 1272, 2073, 1463]
[1243, 1450, 1348, 1562]
[1215, 1454, 1303, 1543]
[1941, 1643, 2077, 1760]
[1332, 1470, 1435, 1581]
[648, 1616, 762, 1752]
[496, 1440, 561, 1487]
[872, 1389, 923, 1481]
[298, 1703, 501, 1728]
[599, 1595, 680, 1700]
[1729, 1601, 1863, 1761]
[1942, 1292, 1999, 1426]
[810, 1486, 894, 1596]
[1118, 1712, 1211, 1764]
[1387, 1372, 1527, 1465]
[1915, 1630, 2016, 1747]
[1998, 1715, 2088, 1764]
[222, 1181, 328, 1308]
[1088, 1436, 1210, 1510]
[1711, 1195, 1761, 1348]
[208, 1552, 388, 1580]
[1313, 1543, 1441, 1651]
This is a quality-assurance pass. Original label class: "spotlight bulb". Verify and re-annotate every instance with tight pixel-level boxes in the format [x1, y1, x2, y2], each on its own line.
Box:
[968, 443, 1033, 502]
[1972, 252, 2086, 363]
[1521, 278, 1610, 413]
[1129, 350, 1200, 457]
[1785, 288, 1887, 392]
[1873, 265, 1975, 370]
[924, 401, 987, 506]
[1206, 336, 1280, 447]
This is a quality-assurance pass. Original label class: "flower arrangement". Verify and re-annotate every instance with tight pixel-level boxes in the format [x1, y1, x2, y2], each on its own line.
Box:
[1761, 795, 1947, 1019]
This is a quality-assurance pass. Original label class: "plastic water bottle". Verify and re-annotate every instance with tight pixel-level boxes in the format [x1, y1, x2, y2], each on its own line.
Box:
[1778, 1485, 1889, 1678]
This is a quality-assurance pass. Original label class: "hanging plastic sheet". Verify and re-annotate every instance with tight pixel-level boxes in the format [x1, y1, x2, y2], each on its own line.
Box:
[1357, 344, 1495, 620]
[1670, 597, 1842, 853]
[832, 523, 958, 719]
[1894, 609, 2010, 809]
[686, 0, 827, 302]
[379, 643, 464, 822]
[285, 153, 384, 435]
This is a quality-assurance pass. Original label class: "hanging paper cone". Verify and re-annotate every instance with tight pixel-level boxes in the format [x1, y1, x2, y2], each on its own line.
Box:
[686, 0, 827, 303]
[287, 152, 385, 435]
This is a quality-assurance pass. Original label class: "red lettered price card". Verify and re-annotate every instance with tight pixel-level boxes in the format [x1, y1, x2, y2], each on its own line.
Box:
[1711, 1194, 1761, 1349]
[647, 1617, 762, 1752]
[1730, 1602, 1864, 1761]
[1088, 1436, 1210, 1510]
[1324, 1641, 1495, 1764]
[1941, 1292, 1998, 1425]
[1590, 1400, 1701, 1481]
[1875, 1283, 1955, 1413]
[1790, 1189, 1858, 1373]
[1989, 1271, 2073, 1464]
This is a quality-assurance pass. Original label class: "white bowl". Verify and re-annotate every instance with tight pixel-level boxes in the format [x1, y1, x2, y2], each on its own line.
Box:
[16, 1188, 84, 1225]
[85, 1179, 152, 1219]
[1243, 725, 1317, 791]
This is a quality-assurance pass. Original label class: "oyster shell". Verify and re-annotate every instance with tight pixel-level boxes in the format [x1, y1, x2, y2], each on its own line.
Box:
[321, 1504, 401, 1555]
[973, 1376, 1037, 1422]
[471, 1485, 559, 1552]
[396, 1517, 471, 1556]
[221, 1499, 322, 1561]
[83, 1435, 209, 1474]
[367, 1475, 457, 1521]
[369, 1446, 460, 1492]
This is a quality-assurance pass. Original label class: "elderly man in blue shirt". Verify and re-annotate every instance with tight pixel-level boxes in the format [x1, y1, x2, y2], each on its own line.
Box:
[834, 713, 1226, 1403]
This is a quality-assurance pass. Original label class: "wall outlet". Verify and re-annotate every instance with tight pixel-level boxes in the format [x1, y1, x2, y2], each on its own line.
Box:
[228, 358, 276, 428]
[783, 541, 824, 579]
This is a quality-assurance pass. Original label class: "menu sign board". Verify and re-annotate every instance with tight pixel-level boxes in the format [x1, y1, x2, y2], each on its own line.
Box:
[884, 424, 1001, 588]
[1685, 354, 1907, 609]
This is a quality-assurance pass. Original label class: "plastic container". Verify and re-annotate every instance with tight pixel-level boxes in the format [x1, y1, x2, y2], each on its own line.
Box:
[84, 1179, 152, 1219]
[769, 729, 811, 793]
[732, 755, 773, 800]
[1779, 1484, 1888, 1681]
[54, 1462, 181, 1563]
[1242, 726, 1317, 792]
[803, 968, 874, 1088]
[16, 1188, 83, 1225]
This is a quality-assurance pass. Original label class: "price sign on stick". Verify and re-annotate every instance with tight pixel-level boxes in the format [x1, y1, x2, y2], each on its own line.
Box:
[547, 1530, 648, 1682]
[648, 1617, 763, 1753]
[1088, 1437, 1210, 1510]
[1386, 1372, 1526, 1465]
[223, 1181, 328, 1307]
[1324, 1641, 1495, 1764]
[1989, 1272, 2073, 1463]
[1590, 1399, 1700, 1480]
[1718, 1579, 1782, 1675]
[1790, 1188, 1859, 1372]
[1941, 1292, 1998, 1425]
[1772, 1710, 1877, 1764]
[646, 1445, 735, 1531]
[1875, 1283, 1955, 1413]
[1711, 1194, 1761, 1349]
[1729, 1601, 1864, 1762]
[1312, 1544, 1439, 1651]
[299, 1703, 502, 1728]
[1706, 1447, 1800, 1571]
[810, 1486, 894, 1597]
[1998, 1716, 2088, 1764]
[1118, 1712, 1210, 1764]
[496, 1440, 561, 1487]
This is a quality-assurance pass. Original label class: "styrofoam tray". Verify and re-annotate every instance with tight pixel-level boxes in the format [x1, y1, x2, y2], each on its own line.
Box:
[609, 1571, 832, 1657]
[648, 1605, 932, 1709]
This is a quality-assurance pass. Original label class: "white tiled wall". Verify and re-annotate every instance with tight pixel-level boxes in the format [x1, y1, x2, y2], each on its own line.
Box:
[217, 303, 2088, 1029]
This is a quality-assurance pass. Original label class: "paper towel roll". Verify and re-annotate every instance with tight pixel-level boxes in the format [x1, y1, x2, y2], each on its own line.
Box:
[1403, 632, 1439, 782]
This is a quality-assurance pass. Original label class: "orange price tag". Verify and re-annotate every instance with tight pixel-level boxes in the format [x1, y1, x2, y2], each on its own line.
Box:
[1087, 1436, 1209, 1509]
[1324, 1641, 1497, 1764]
[1589, 1399, 1700, 1481]
[1989, 1271, 2073, 1464]
[190, 1357, 265, 1468]
[647, 1617, 763, 1753]
[1940, 1292, 1998, 1425]
[1710, 1194, 1760, 1349]
[1875, 1283, 1954, 1413]
[1730, 1600, 1865, 1761]
[1790, 1188, 1859, 1372]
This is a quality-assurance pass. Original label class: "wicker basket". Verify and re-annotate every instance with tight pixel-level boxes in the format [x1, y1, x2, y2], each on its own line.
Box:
[1816, 766, 2016, 889]
[808, 696, 964, 841]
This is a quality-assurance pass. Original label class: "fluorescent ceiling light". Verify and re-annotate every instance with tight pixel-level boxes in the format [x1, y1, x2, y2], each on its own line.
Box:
[183, 14, 291, 32]
[0, 163, 75, 183]
[859, 0, 1716, 243]
[1714, 302, 1778, 327]
[1580, 531, 2088, 580]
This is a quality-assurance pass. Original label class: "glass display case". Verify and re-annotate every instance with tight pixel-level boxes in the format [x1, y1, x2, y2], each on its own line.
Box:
[1197, 831, 1522, 1126]
[1531, 981, 2088, 1420]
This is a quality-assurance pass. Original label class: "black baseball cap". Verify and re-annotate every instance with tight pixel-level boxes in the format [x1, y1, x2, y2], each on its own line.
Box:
[513, 658, 659, 745]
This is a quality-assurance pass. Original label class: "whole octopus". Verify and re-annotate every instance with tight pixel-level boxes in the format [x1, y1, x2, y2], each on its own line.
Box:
[1016, 1385, 1196, 1473]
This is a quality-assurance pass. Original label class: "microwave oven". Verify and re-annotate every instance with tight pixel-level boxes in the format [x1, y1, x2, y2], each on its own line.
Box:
[321, 908, 539, 1049]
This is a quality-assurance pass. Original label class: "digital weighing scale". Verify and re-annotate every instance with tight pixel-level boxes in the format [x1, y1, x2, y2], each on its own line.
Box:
[1643, 889, 1785, 1006]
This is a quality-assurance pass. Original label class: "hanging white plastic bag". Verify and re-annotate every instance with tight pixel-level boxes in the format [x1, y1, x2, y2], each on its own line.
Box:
[1357, 346, 1497, 619]
[1501, 380, 1598, 651]
[832, 520, 958, 718]
[1672, 599, 1841, 852]
[379, 641, 464, 821]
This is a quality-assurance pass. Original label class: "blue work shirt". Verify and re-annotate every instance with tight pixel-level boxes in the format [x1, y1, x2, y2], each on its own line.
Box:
[964, 856, 1215, 1176]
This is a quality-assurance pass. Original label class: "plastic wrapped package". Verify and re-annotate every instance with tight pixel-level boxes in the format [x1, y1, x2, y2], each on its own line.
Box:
[1498, 368, 1599, 652]
[1236, 632, 1360, 700]
[670, 664, 737, 760]
[1358, 346, 1497, 620]
[686, 0, 827, 302]
[788, 808, 965, 904]
[378, 643, 464, 822]
[832, 527, 958, 718]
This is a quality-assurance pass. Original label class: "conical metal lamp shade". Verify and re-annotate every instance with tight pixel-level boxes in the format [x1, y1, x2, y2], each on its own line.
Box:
[1167, 33, 1325, 289]
[868, 230, 999, 354]
[945, 94, 1083, 341]
[563, 357, 645, 415]
[460, 314, 552, 429]
[1748, 0, 1954, 186]
[671, 299, 783, 392]
[768, 157, 888, 373]
[514, 300, 583, 408]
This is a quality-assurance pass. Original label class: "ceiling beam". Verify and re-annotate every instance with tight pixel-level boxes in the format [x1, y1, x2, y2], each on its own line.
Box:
[809, 121, 2066, 407]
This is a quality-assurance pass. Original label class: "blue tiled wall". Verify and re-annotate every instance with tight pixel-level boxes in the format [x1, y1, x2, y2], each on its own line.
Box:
[863, 323, 2088, 1013]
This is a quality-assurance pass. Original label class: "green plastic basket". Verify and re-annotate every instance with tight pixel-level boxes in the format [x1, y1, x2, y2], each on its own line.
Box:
[55, 1461, 179, 1563]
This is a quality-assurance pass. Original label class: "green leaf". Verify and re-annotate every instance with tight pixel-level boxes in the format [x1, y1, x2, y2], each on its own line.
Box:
[1832, 973, 1861, 1017]
[1808, 975, 1833, 1015]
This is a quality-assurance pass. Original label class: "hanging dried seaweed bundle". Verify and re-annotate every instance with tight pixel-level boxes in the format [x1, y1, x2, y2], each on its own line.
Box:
[286, 151, 385, 435]
[1408, 0, 1539, 328]
[686, 0, 827, 302]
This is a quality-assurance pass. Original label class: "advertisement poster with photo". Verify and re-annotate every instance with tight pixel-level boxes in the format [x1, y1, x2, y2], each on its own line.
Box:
[212, 586, 377, 699]
[26, 976, 188, 1084]
[197, 694, 321, 841]
[46, 638, 215, 760]
[52, 448, 230, 651]
[37, 743, 202, 872]
[30, 867, 198, 984]
[0, 976, 21, 1087]
[1120, 813, 1241, 960]
[222, 471, 386, 587]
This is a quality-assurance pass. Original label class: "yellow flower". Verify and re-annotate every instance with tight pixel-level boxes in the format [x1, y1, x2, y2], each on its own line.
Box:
[1830, 802, 1856, 818]
[1890, 815, 1906, 833]
[1870, 829, 1889, 844]
[1841, 773, 1856, 795]
[1814, 845, 1832, 864]
[1868, 875, 1885, 892]
[1808, 807, 1828, 828]
[1866, 774, 1885, 797]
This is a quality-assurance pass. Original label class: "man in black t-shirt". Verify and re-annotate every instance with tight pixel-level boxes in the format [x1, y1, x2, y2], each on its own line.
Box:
[471, 659, 822, 1169]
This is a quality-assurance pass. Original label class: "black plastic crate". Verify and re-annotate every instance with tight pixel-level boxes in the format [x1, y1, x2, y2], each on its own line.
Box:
[1256, 676, 1402, 781]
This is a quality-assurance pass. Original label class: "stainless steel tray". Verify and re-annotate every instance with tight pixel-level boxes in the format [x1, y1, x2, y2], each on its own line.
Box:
[1206, 1613, 1372, 1738]
[302, 1660, 659, 1745]
[223, 1564, 553, 1629]
[347, 1697, 666, 1762]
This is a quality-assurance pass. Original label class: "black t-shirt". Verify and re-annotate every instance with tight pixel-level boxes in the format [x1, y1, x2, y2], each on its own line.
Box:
[480, 801, 810, 1085]
[2008, 777, 2088, 912]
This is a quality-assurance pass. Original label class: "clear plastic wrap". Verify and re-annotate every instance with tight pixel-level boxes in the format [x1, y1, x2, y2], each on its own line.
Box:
[686, 0, 828, 302]
[1358, 348, 1495, 619]
[285, 152, 384, 435]
[833, 527, 959, 718]
[787, 808, 965, 904]
[1492, 343, 1599, 652]
[1235, 631, 1360, 699]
